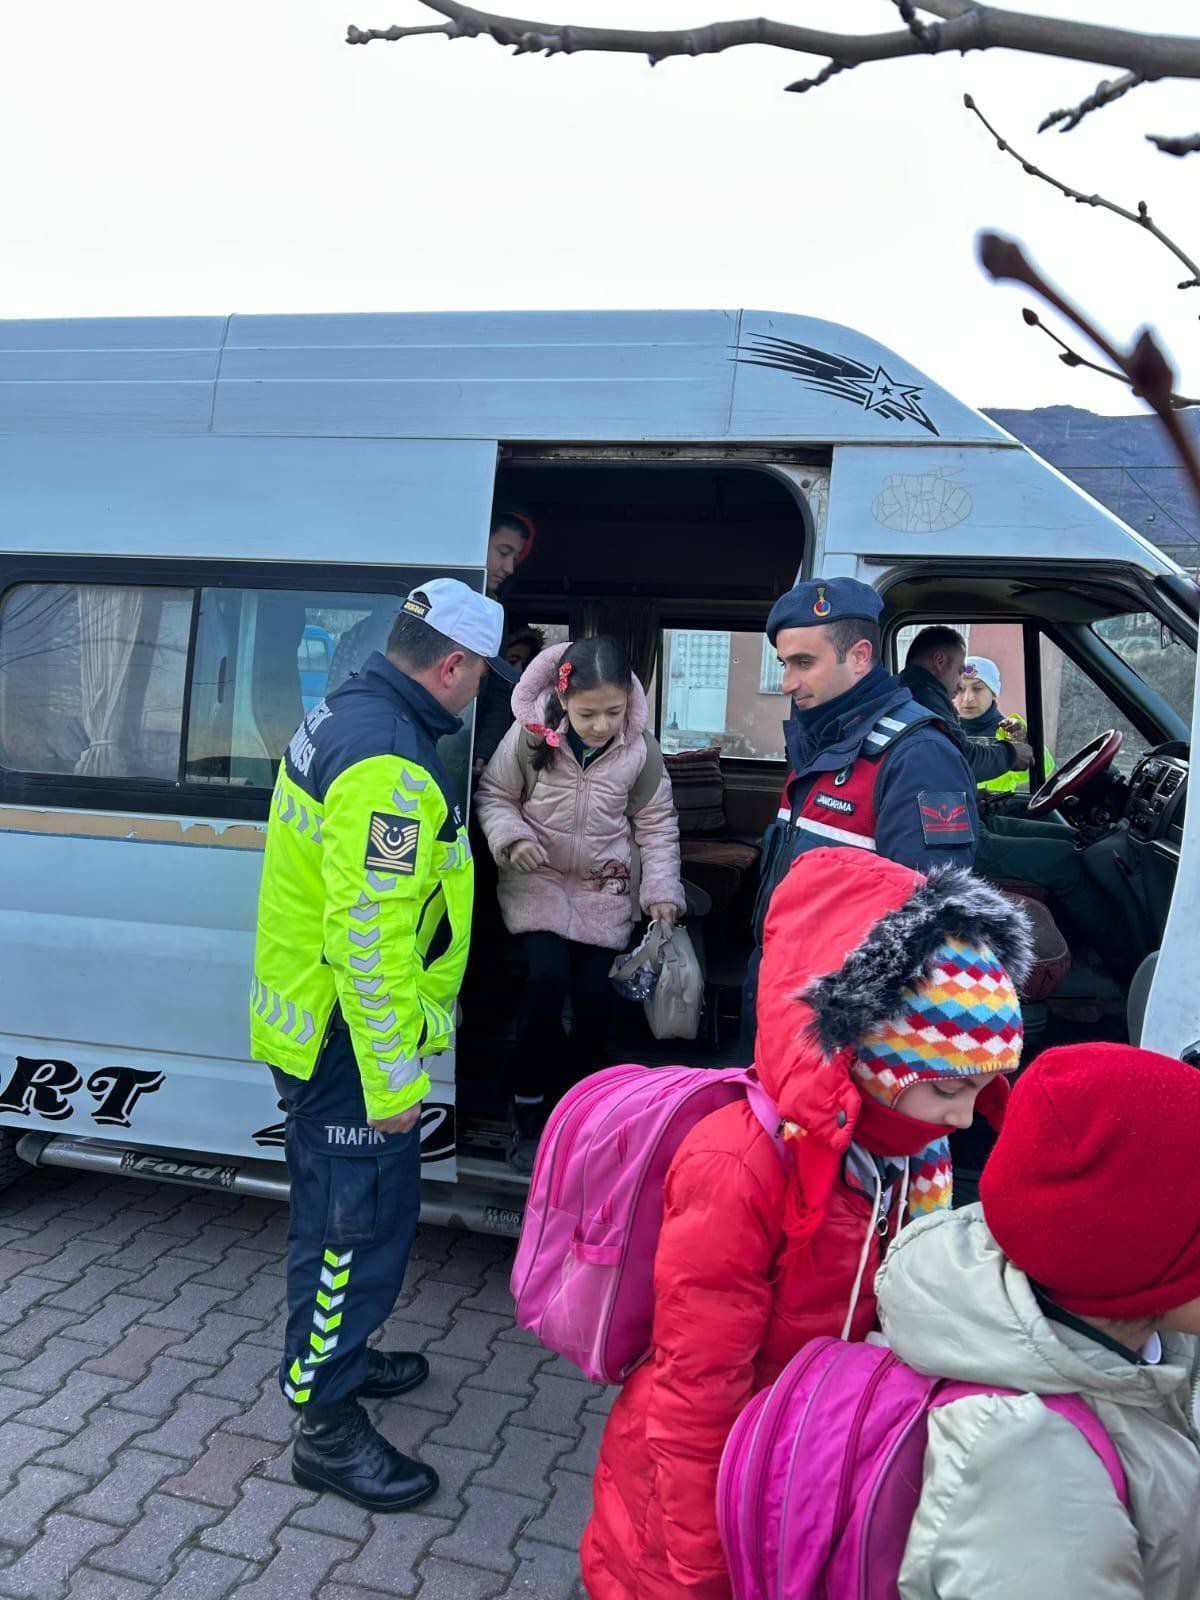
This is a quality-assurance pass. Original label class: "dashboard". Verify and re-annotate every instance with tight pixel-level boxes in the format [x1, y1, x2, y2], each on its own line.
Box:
[1126, 749, 1188, 856]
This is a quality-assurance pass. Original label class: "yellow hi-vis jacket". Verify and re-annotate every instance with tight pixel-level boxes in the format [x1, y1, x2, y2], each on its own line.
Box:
[250, 652, 474, 1120]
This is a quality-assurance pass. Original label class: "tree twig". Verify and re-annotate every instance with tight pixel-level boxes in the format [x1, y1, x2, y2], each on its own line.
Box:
[1020, 306, 1199, 408]
[346, 2, 1200, 91]
[1040, 70, 1146, 134]
[965, 95, 1200, 296]
[1148, 132, 1200, 157]
[980, 234, 1200, 503]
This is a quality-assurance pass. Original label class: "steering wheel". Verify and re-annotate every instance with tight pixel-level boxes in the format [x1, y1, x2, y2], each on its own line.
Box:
[1025, 729, 1123, 820]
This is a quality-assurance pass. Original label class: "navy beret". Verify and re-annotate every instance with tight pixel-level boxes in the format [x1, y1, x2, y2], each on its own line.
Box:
[767, 577, 884, 644]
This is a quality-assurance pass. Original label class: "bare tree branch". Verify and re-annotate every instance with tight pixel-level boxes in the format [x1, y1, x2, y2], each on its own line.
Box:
[981, 233, 1200, 502]
[965, 95, 1200, 298]
[1020, 306, 1199, 407]
[1148, 131, 1200, 157]
[892, 1, 940, 51]
[1039, 70, 1146, 134]
[346, 2, 1200, 92]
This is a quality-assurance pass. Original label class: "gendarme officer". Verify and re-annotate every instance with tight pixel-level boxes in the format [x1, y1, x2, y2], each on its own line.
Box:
[744, 578, 977, 1048]
[250, 578, 517, 1513]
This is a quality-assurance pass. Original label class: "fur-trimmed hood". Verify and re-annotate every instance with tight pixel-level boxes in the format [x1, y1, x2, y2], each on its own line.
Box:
[754, 848, 1033, 1145]
[511, 640, 650, 746]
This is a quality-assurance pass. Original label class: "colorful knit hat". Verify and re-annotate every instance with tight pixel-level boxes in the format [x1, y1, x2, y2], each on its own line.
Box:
[852, 935, 1023, 1099]
[849, 934, 1023, 1214]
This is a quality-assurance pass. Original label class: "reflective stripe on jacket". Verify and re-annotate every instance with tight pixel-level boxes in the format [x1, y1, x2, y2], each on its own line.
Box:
[250, 652, 473, 1120]
[972, 708, 1056, 794]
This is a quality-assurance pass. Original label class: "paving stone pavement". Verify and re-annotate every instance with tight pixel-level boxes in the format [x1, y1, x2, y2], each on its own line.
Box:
[0, 1166, 609, 1599]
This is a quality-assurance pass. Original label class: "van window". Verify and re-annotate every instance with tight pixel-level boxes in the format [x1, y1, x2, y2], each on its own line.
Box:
[1093, 612, 1195, 727]
[0, 582, 191, 779]
[661, 628, 786, 760]
[186, 588, 401, 787]
[1040, 636, 1150, 777]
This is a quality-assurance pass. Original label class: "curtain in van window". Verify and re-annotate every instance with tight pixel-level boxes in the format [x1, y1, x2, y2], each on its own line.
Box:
[570, 598, 660, 687]
[75, 587, 147, 776]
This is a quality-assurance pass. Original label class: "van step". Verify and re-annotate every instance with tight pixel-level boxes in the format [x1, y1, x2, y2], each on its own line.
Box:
[16, 1134, 527, 1238]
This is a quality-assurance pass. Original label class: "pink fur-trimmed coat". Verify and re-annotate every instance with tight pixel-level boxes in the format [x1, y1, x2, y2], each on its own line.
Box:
[475, 644, 686, 951]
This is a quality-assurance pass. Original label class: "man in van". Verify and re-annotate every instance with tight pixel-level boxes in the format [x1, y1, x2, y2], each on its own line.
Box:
[898, 627, 1034, 787]
[250, 578, 517, 1514]
[743, 578, 977, 1051]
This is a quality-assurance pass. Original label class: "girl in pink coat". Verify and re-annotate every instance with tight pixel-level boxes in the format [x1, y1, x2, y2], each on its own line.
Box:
[476, 638, 686, 1171]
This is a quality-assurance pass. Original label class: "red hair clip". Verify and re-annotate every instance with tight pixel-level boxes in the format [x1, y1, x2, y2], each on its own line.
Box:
[557, 661, 573, 696]
[525, 722, 561, 748]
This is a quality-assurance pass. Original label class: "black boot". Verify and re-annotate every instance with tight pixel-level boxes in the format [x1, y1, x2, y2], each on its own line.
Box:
[359, 1349, 429, 1398]
[292, 1399, 439, 1512]
[509, 1096, 547, 1177]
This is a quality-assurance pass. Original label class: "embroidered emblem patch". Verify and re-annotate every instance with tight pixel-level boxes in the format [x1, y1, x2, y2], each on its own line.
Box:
[402, 592, 431, 621]
[364, 814, 420, 874]
[812, 584, 832, 619]
[814, 792, 855, 816]
[918, 791, 975, 846]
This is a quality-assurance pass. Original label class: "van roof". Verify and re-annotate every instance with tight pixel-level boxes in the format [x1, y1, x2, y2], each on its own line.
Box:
[0, 309, 1011, 446]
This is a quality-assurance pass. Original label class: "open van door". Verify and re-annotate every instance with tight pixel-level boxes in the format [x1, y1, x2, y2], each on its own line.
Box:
[1137, 641, 1200, 1061]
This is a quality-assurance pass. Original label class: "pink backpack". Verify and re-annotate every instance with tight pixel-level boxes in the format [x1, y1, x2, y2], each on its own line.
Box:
[717, 1335, 1129, 1600]
[510, 1064, 782, 1384]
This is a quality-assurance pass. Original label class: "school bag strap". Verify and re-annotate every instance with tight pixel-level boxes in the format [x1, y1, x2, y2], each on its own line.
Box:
[514, 727, 542, 803]
[626, 731, 665, 817]
[515, 725, 664, 812]
[931, 1383, 1130, 1508]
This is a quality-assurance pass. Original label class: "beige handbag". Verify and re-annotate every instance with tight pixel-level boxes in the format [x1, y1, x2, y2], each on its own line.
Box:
[610, 919, 703, 1041]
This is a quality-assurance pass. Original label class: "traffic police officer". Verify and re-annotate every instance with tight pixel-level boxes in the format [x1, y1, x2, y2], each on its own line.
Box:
[743, 578, 977, 1051]
[250, 578, 517, 1513]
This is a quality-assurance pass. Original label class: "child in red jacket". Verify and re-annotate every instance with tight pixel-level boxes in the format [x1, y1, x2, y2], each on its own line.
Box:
[581, 847, 1032, 1600]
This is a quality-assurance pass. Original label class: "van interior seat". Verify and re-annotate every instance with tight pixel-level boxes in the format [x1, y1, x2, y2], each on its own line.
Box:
[997, 890, 1071, 1004]
[664, 746, 760, 916]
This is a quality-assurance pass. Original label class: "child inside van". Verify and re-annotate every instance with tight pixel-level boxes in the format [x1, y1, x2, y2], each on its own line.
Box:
[580, 847, 1031, 1600]
[876, 1040, 1200, 1599]
[475, 637, 686, 1172]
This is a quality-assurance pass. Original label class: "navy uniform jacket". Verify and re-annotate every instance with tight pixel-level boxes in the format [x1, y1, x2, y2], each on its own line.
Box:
[752, 669, 978, 947]
[897, 664, 1017, 786]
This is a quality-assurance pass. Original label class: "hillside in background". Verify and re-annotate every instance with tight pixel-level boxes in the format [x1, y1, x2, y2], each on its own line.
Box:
[986, 406, 1200, 571]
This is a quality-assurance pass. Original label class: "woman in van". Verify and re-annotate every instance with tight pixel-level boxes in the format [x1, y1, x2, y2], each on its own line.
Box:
[580, 848, 1031, 1600]
[475, 636, 685, 1172]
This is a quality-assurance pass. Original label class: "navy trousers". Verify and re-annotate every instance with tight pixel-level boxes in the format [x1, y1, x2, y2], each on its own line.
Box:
[271, 1023, 421, 1409]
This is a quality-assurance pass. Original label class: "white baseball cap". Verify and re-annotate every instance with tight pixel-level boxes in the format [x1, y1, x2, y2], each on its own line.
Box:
[963, 656, 1002, 697]
[400, 579, 519, 683]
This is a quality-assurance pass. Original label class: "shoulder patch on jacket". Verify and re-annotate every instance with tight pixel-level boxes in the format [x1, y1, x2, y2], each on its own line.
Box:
[918, 791, 975, 846]
[365, 814, 420, 874]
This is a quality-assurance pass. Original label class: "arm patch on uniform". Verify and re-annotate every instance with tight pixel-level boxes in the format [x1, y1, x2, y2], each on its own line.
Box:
[365, 814, 420, 874]
[918, 791, 975, 846]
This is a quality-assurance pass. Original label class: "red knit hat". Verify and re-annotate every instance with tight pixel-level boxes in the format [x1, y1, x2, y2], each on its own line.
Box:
[981, 1042, 1200, 1320]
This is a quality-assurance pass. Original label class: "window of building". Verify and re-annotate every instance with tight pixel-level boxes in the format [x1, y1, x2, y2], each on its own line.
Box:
[0, 582, 191, 780]
[661, 629, 787, 760]
[759, 637, 784, 695]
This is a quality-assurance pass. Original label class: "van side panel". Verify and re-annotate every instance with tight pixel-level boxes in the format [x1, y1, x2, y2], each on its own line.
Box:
[822, 444, 1175, 573]
[0, 435, 498, 566]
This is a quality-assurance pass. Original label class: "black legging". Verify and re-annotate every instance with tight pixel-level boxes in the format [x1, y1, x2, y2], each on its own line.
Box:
[512, 931, 616, 1101]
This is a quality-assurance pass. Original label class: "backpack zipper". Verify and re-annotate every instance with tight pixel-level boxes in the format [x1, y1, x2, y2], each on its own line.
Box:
[740, 1341, 828, 1598]
[824, 1349, 899, 1593]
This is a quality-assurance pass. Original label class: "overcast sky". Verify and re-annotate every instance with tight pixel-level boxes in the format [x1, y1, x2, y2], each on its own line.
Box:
[2, 1, 1196, 412]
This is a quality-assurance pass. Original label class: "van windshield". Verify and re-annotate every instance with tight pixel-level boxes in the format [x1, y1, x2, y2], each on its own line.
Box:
[1092, 613, 1195, 730]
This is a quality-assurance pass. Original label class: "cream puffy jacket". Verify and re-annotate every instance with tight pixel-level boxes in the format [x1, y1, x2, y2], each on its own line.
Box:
[874, 1207, 1200, 1600]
